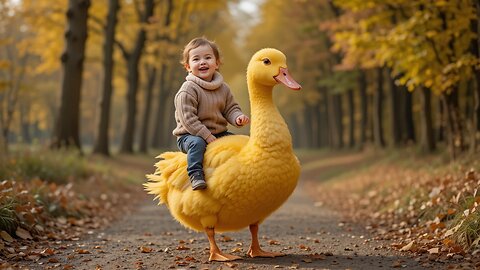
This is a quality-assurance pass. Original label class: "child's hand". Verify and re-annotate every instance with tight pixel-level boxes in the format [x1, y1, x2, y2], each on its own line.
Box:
[206, 135, 216, 144]
[236, 115, 250, 126]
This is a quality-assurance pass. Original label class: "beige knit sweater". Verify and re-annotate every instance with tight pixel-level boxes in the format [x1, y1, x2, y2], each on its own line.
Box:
[172, 72, 243, 141]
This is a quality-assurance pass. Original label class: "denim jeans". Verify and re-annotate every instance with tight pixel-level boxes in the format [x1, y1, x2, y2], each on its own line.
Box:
[177, 131, 233, 176]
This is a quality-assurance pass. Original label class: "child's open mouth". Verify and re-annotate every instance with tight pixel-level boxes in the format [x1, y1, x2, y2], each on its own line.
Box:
[199, 67, 209, 71]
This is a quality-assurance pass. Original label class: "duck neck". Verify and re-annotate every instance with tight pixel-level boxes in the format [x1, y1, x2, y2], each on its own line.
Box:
[248, 83, 292, 150]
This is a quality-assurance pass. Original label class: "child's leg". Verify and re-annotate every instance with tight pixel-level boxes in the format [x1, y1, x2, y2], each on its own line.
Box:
[177, 134, 207, 190]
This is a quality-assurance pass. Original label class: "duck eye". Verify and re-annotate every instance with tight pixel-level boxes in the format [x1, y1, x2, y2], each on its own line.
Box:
[262, 58, 271, 65]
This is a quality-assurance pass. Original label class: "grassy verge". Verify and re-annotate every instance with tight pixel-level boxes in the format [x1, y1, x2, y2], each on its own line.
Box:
[300, 148, 480, 262]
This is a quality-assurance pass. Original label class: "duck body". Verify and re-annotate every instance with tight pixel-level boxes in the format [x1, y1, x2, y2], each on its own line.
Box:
[145, 48, 301, 261]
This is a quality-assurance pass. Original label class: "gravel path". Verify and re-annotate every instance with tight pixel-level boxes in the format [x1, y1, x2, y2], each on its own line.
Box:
[18, 178, 443, 270]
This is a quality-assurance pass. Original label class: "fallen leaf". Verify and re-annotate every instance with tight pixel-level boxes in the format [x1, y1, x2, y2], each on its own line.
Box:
[400, 240, 414, 251]
[427, 247, 439, 254]
[76, 249, 91, 254]
[302, 258, 312, 263]
[269, 240, 280, 245]
[184, 256, 196, 261]
[176, 245, 190, 250]
[41, 248, 55, 256]
[221, 236, 233, 242]
[140, 246, 153, 253]
[176, 261, 189, 266]
[309, 253, 326, 260]
[298, 244, 311, 251]
[0, 231, 14, 242]
[16, 227, 33, 240]
[231, 247, 242, 253]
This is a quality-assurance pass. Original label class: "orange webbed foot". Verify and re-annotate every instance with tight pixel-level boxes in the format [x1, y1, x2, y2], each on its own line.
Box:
[209, 251, 242, 262]
[247, 247, 285, 258]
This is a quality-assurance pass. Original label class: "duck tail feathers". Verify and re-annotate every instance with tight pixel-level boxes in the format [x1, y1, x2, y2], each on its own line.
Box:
[144, 151, 187, 205]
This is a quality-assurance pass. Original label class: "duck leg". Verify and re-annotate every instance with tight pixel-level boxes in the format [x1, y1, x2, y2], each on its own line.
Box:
[247, 223, 285, 258]
[206, 227, 242, 261]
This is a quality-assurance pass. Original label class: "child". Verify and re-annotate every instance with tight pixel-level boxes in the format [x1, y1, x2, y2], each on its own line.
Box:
[173, 37, 250, 190]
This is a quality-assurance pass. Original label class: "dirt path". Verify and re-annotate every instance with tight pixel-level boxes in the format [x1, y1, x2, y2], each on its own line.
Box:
[18, 179, 442, 269]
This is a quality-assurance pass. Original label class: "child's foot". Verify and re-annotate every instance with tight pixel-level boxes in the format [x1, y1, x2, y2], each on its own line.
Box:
[190, 172, 207, 190]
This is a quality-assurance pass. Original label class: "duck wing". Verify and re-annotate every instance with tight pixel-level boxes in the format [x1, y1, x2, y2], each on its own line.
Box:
[203, 135, 249, 168]
[145, 135, 249, 202]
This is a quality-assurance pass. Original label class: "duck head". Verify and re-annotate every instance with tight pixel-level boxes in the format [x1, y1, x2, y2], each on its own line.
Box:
[247, 48, 301, 91]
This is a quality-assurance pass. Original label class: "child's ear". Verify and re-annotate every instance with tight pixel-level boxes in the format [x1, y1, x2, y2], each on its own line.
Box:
[184, 63, 191, 72]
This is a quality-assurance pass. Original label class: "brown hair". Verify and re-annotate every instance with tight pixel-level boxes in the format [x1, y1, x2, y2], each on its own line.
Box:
[181, 37, 221, 68]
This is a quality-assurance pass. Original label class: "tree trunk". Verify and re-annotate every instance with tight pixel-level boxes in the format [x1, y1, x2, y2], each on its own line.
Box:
[373, 68, 385, 148]
[442, 91, 463, 159]
[93, 0, 119, 156]
[311, 104, 320, 148]
[436, 97, 445, 142]
[20, 104, 31, 144]
[139, 65, 157, 153]
[470, 0, 480, 153]
[120, 0, 155, 153]
[317, 97, 328, 148]
[358, 70, 368, 148]
[327, 93, 342, 149]
[303, 103, 313, 148]
[419, 87, 436, 153]
[334, 94, 344, 148]
[347, 89, 355, 148]
[402, 89, 416, 143]
[51, 0, 91, 151]
[319, 88, 330, 148]
[151, 64, 171, 149]
[388, 69, 401, 146]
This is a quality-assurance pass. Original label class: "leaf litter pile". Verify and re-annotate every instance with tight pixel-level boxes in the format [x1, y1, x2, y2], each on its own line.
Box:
[312, 158, 480, 269]
[0, 153, 143, 269]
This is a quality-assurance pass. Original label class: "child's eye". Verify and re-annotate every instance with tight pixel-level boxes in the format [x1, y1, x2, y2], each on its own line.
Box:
[262, 58, 271, 65]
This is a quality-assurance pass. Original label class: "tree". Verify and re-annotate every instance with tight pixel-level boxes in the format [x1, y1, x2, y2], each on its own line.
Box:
[118, 0, 155, 153]
[51, 0, 91, 150]
[0, 1, 30, 153]
[139, 0, 174, 153]
[470, 0, 480, 153]
[93, 0, 120, 156]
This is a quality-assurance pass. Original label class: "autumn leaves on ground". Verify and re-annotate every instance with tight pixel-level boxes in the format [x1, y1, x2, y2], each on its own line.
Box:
[1, 148, 480, 269]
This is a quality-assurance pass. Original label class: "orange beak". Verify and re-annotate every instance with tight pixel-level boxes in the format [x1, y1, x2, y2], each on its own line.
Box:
[274, 67, 301, 90]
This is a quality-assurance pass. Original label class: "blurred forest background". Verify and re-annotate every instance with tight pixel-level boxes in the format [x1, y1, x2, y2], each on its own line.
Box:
[0, 0, 480, 159]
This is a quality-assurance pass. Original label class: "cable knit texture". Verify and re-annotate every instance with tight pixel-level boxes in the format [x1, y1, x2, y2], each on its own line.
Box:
[173, 71, 243, 141]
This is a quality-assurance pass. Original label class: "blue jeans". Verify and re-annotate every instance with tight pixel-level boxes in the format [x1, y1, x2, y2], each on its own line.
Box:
[177, 131, 233, 176]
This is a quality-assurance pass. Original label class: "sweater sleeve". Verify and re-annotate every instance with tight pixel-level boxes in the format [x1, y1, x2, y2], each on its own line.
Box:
[222, 85, 243, 127]
[175, 90, 212, 140]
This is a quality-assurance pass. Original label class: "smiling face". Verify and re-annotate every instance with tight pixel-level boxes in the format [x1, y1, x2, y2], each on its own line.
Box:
[185, 44, 219, 82]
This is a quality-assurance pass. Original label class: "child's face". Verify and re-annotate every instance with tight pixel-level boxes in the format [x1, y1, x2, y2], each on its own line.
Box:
[185, 45, 219, 82]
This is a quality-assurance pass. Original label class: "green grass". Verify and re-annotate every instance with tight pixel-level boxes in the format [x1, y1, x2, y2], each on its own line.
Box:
[0, 199, 18, 235]
[454, 210, 480, 250]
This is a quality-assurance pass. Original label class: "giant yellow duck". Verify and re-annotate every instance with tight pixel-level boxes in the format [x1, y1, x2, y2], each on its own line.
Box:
[145, 48, 301, 261]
